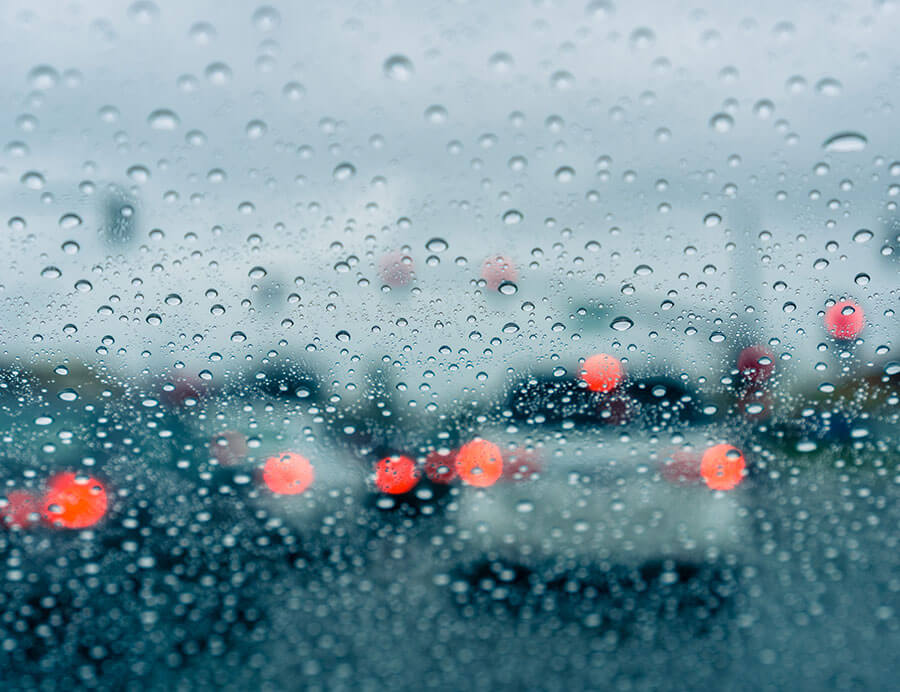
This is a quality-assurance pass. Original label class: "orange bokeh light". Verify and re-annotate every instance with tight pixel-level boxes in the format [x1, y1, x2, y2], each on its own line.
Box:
[824, 299, 864, 340]
[263, 452, 315, 495]
[42, 472, 108, 529]
[700, 444, 745, 491]
[580, 353, 624, 393]
[375, 455, 420, 494]
[456, 439, 503, 487]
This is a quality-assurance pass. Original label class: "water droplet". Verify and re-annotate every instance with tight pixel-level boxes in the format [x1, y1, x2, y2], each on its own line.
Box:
[488, 51, 514, 73]
[128, 1, 159, 24]
[231, 331, 247, 342]
[555, 166, 575, 183]
[74, 279, 92, 292]
[550, 70, 575, 90]
[145, 313, 162, 325]
[630, 27, 656, 49]
[710, 113, 734, 133]
[704, 213, 722, 227]
[503, 210, 523, 225]
[333, 162, 356, 181]
[283, 81, 305, 100]
[189, 21, 216, 44]
[383, 54, 414, 81]
[165, 293, 182, 305]
[815, 77, 842, 96]
[148, 109, 180, 130]
[611, 316, 634, 331]
[246, 119, 268, 139]
[424, 105, 448, 124]
[28, 65, 59, 90]
[21, 172, 45, 189]
[852, 228, 874, 243]
[753, 99, 774, 119]
[58, 389, 78, 402]
[426, 238, 448, 253]
[127, 165, 150, 183]
[205, 62, 232, 85]
[823, 132, 867, 153]
[252, 6, 281, 31]
[41, 266, 62, 279]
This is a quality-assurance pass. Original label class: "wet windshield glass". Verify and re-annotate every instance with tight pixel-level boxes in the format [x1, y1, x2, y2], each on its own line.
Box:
[1, 1, 898, 690]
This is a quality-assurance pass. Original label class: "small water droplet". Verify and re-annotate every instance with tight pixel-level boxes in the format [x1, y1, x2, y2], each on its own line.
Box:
[710, 113, 734, 133]
[503, 210, 523, 225]
[21, 172, 45, 189]
[29, 65, 59, 90]
[424, 105, 448, 124]
[488, 51, 514, 73]
[58, 389, 78, 402]
[205, 62, 232, 85]
[333, 162, 356, 181]
[550, 70, 575, 90]
[148, 109, 180, 130]
[384, 54, 414, 81]
[555, 166, 575, 182]
[252, 6, 281, 31]
[815, 77, 842, 96]
[246, 119, 268, 139]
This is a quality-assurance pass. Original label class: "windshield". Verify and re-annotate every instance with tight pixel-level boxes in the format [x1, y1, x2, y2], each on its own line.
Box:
[1, 2, 897, 690]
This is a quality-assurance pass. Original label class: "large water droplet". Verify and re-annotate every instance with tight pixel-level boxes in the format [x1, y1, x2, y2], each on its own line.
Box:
[823, 132, 867, 152]
[852, 229, 873, 243]
[426, 238, 448, 253]
[611, 316, 634, 331]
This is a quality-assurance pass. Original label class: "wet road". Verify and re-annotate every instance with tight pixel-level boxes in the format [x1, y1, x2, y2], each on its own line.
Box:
[5, 445, 894, 691]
